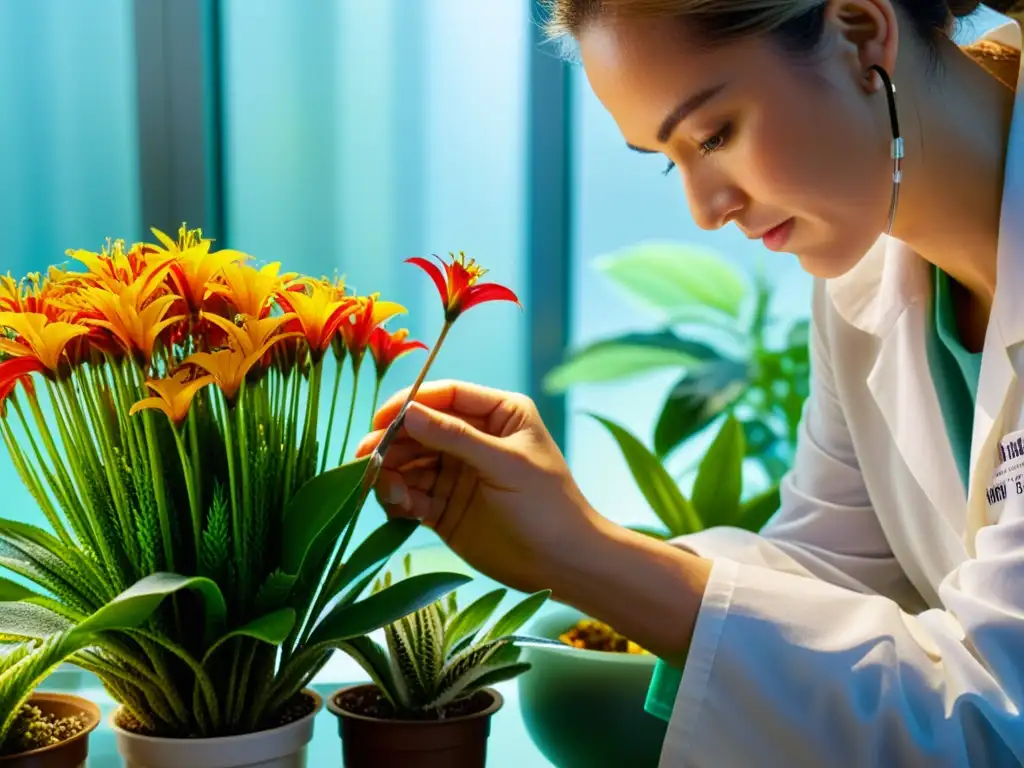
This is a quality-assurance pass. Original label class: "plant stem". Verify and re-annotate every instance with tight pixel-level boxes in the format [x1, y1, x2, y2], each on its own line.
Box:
[320, 356, 344, 473]
[174, 427, 202, 566]
[369, 376, 382, 431]
[219, 393, 244, 583]
[337, 357, 361, 466]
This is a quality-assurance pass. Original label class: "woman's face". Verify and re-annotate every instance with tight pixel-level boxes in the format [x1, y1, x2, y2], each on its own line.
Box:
[578, 12, 895, 279]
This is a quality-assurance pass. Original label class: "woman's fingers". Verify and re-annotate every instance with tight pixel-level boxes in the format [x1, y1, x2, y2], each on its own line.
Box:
[372, 379, 507, 430]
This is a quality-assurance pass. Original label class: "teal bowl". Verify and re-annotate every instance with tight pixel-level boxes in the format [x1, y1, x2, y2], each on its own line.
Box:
[517, 604, 668, 768]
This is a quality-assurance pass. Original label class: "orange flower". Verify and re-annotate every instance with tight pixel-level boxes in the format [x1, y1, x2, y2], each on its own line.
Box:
[208, 262, 293, 319]
[183, 336, 285, 404]
[339, 294, 407, 362]
[0, 357, 40, 417]
[275, 281, 358, 360]
[0, 270, 76, 321]
[0, 312, 90, 374]
[406, 252, 520, 322]
[73, 285, 183, 367]
[66, 239, 160, 294]
[129, 368, 215, 427]
[199, 312, 298, 358]
[150, 225, 247, 313]
[368, 327, 427, 379]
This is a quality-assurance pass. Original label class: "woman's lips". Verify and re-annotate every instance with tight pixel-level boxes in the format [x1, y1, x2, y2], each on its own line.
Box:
[761, 219, 794, 252]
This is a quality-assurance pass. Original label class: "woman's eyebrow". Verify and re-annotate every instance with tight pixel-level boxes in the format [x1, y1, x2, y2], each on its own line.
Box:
[626, 82, 727, 153]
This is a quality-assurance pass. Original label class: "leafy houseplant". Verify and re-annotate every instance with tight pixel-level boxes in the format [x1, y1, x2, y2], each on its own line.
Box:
[0, 228, 520, 768]
[327, 554, 553, 768]
[544, 241, 810, 484]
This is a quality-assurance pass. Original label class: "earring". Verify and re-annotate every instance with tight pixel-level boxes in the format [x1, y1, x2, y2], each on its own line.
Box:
[870, 64, 903, 235]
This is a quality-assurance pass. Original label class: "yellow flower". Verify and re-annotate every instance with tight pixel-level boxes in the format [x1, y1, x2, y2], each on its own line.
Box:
[150, 226, 247, 313]
[275, 282, 357, 359]
[199, 312, 298, 357]
[207, 262, 293, 318]
[129, 368, 215, 427]
[66, 238, 167, 294]
[74, 286, 183, 366]
[0, 312, 90, 374]
[183, 337, 284, 403]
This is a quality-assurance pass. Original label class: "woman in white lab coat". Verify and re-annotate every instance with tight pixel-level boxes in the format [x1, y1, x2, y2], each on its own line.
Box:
[359, 1, 1024, 764]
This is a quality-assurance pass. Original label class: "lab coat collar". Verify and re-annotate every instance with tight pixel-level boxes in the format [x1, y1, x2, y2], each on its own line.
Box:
[827, 18, 1024, 554]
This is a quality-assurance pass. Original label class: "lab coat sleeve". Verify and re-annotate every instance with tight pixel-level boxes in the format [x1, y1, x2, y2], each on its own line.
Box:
[656, 282, 1024, 767]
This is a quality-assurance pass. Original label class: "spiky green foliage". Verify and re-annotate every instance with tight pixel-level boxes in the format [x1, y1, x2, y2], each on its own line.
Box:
[345, 554, 556, 717]
[0, 230, 476, 737]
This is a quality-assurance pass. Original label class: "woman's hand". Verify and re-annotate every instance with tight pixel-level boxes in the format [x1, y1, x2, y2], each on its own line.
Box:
[355, 379, 602, 595]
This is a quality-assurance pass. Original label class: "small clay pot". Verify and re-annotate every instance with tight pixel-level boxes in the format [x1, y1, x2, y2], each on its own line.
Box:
[327, 684, 503, 768]
[0, 693, 101, 768]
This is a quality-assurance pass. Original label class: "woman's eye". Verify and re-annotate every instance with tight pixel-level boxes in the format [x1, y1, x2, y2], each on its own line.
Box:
[699, 123, 731, 156]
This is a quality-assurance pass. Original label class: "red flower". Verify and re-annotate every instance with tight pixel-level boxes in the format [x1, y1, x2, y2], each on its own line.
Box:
[406, 252, 520, 322]
[368, 327, 427, 380]
[340, 294, 407, 365]
[0, 357, 42, 417]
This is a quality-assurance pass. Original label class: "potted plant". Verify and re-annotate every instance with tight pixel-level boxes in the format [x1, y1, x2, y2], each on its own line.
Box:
[0, 641, 101, 768]
[518, 415, 788, 768]
[327, 553, 555, 768]
[0, 228, 521, 767]
[544, 240, 810, 484]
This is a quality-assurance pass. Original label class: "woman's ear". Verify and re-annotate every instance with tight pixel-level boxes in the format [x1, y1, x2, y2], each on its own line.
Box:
[823, 0, 900, 92]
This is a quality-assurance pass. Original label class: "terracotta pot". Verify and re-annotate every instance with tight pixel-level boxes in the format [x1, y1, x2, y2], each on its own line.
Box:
[111, 689, 321, 768]
[327, 683, 502, 768]
[0, 693, 101, 768]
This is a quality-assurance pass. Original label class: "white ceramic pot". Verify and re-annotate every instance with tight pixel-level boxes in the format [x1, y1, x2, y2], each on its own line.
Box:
[111, 690, 322, 768]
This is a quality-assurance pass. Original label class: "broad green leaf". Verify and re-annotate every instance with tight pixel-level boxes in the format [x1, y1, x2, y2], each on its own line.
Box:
[322, 518, 419, 605]
[339, 635, 397, 706]
[542, 332, 717, 394]
[76, 573, 226, 645]
[443, 588, 507, 656]
[590, 413, 701, 535]
[282, 457, 370, 574]
[308, 572, 472, 647]
[737, 485, 781, 532]
[594, 242, 749, 319]
[690, 416, 746, 527]
[0, 603, 72, 640]
[479, 590, 551, 646]
[201, 609, 296, 665]
[653, 360, 749, 458]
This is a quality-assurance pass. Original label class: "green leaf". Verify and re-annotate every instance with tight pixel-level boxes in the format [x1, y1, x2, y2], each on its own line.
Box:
[737, 485, 781, 532]
[308, 572, 472, 647]
[626, 525, 669, 540]
[653, 361, 749, 458]
[690, 416, 746, 527]
[322, 518, 419, 607]
[589, 413, 701, 536]
[76, 573, 227, 645]
[282, 457, 370, 574]
[479, 590, 551, 646]
[201, 609, 296, 665]
[594, 241, 749, 319]
[338, 635, 397, 706]
[443, 588, 507, 656]
[0, 603, 73, 641]
[542, 332, 717, 394]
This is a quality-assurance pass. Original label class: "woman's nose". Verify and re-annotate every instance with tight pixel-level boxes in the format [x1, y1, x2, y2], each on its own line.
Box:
[683, 171, 745, 232]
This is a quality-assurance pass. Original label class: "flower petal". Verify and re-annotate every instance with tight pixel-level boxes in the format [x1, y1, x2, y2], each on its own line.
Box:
[405, 258, 449, 306]
[460, 283, 522, 313]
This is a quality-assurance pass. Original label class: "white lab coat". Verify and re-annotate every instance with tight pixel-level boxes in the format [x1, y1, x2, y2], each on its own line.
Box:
[659, 18, 1024, 768]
